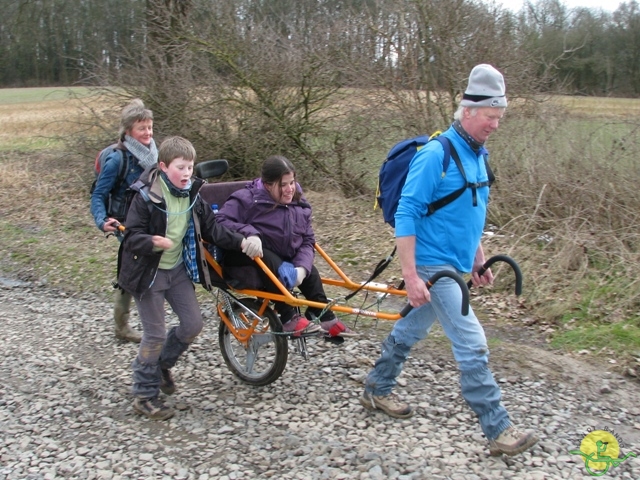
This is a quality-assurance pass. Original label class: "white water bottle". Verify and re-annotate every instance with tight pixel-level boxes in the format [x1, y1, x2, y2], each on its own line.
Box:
[209, 204, 222, 262]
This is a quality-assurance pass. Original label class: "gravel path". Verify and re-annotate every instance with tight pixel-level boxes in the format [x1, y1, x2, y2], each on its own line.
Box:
[1, 280, 639, 480]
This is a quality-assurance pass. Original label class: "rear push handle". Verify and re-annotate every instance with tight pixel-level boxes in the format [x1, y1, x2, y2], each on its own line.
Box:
[467, 254, 522, 295]
[400, 270, 470, 317]
[399, 255, 523, 318]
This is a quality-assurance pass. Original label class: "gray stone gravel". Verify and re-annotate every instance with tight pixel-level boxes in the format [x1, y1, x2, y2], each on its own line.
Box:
[1, 281, 639, 479]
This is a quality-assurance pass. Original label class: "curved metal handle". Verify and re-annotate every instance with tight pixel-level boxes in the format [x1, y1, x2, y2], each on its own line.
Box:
[400, 270, 469, 317]
[467, 254, 522, 295]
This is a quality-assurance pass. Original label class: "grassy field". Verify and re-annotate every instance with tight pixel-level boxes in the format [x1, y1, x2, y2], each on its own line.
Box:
[0, 87, 94, 104]
[1, 87, 639, 376]
[0, 87, 101, 152]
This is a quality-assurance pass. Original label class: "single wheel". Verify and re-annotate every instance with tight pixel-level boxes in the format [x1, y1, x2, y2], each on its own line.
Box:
[218, 297, 288, 386]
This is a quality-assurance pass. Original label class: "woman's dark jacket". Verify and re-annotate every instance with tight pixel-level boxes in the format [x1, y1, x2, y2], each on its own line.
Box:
[117, 167, 244, 298]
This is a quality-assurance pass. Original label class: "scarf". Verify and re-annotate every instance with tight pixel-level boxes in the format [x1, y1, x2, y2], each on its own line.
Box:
[123, 135, 158, 170]
[160, 171, 192, 198]
[452, 120, 483, 154]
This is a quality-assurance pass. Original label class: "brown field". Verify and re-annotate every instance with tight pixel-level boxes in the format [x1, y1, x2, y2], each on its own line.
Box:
[1, 87, 640, 152]
[0, 87, 114, 151]
[553, 95, 640, 117]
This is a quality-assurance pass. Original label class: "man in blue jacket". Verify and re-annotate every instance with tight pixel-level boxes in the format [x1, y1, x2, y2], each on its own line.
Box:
[360, 64, 538, 457]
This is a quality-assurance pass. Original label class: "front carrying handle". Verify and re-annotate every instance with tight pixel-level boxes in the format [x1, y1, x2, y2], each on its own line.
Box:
[467, 254, 522, 295]
[400, 270, 469, 317]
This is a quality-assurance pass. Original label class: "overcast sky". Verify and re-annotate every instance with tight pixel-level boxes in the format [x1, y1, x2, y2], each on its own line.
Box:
[496, 0, 623, 12]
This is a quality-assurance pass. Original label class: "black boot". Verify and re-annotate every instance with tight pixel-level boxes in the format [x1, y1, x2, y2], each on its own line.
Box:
[160, 368, 175, 395]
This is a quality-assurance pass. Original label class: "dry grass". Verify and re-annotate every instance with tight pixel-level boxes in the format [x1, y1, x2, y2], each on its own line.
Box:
[0, 101, 72, 150]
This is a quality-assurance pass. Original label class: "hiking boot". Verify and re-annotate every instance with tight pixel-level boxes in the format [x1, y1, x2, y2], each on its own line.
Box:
[133, 396, 175, 421]
[160, 368, 175, 395]
[489, 426, 539, 456]
[282, 313, 322, 337]
[321, 318, 358, 338]
[360, 390, 414, 419]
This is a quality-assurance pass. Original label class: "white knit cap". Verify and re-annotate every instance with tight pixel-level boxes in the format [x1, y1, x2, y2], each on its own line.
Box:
[460, 64, 507, 108]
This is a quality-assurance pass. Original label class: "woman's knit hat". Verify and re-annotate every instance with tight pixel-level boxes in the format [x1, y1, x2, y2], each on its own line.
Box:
[460, 64, 507, 108]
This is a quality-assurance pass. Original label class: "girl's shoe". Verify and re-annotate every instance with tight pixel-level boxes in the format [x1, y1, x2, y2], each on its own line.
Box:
[282, 314, 321, 337]
[321, 318, 358, 337]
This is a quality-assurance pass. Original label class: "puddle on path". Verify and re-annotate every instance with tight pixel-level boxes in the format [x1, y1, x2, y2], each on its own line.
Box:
[0, 277, 30, 287]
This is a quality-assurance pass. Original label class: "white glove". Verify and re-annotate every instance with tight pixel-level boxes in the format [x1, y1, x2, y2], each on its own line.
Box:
[294, 267, 307, 287]
[242, 236, 263, 258]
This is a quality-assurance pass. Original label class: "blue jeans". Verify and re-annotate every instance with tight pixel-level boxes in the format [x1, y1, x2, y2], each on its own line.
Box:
[364, 264, 511, 440]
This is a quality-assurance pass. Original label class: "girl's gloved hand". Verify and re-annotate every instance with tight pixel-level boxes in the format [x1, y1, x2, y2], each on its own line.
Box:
[242, 236, 263, 258]
[294, 267, 306, 287]
[278, 262, 297, 290]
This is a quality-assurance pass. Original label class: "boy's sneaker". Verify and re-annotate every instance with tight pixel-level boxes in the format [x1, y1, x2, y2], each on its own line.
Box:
[160, 368, 175, 395]
[489, 426, 539, 456]
[320, 318, 358, 337]
[359, 390, 414, 418]
[282, 313, 321, 337]
[133, 396, 175, 421]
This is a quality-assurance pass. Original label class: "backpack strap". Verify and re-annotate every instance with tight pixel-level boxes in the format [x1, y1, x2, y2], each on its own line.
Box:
[465, 147, 494, 207]
[432, 134, 452, 174]
[192, 199, 213, 291]
[426, 136, 462, 215]
[473, 150, 494, 205]
[425, 137, 493, 216]
[114, 148, 130, 191]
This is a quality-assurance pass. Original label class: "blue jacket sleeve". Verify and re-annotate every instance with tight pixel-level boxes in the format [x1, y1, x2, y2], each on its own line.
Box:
[90, 150, 123, 231]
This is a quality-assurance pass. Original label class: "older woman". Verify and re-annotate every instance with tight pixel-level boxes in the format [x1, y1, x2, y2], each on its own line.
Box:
[216, 155, 356, 338]
[90, 98, 158, 343]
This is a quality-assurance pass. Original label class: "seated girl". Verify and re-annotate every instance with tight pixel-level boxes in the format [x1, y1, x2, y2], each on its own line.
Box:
[216, 155, 357, 338]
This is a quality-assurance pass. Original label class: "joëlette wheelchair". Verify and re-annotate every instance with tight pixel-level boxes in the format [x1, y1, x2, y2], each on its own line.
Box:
[194, 160, 522, 387]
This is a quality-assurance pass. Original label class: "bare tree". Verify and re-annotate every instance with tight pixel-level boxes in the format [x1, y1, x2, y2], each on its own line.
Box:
[78, 0, 561, 195]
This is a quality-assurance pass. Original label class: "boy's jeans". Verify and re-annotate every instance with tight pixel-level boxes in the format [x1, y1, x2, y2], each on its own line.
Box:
[131, 265, 203, 399]
[364, 264, 511, 440]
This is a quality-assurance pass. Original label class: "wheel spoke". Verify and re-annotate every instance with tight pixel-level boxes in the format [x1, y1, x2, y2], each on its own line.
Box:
[218, 298, 288, 386]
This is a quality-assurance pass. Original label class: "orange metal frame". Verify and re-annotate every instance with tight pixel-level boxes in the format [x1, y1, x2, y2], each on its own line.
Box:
[204, 242, 408, 322]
